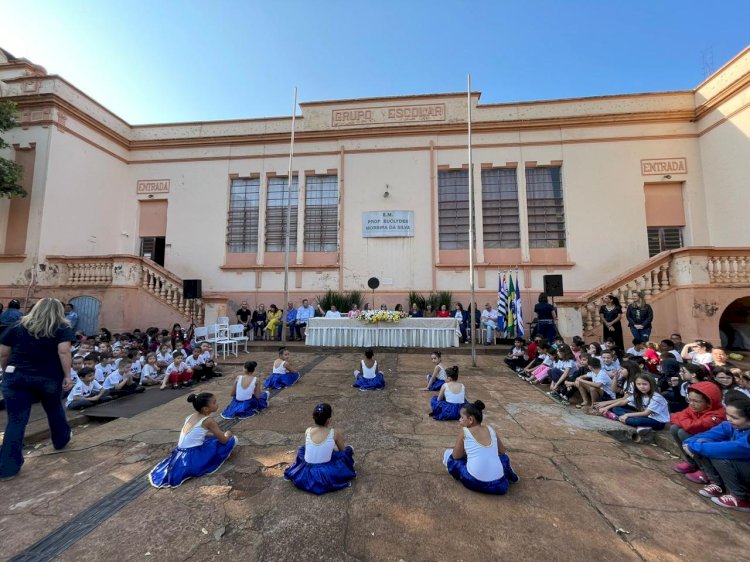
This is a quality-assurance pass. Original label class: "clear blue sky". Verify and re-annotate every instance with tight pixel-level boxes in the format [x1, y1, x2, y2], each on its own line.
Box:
[1, 0, 749, 124]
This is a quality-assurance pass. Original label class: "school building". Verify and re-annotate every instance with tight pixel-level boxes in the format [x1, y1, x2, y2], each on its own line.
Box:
[1, 45, 749, 346]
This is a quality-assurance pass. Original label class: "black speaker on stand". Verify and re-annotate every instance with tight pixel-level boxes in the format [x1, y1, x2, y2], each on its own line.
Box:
[543, 275, 563, 298]
[367, 277, 380, 309]
[183, 279, 202, 326]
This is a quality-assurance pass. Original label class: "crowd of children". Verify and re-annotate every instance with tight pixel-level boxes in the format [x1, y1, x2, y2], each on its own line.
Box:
[503, 332, 750, 511]
[65, 324, 224, 410]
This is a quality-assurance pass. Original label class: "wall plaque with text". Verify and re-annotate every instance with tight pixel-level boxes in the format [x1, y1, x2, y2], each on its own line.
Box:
[137, 179, 170, 194]
[332, 104, 446, 127]
[640, 158, 687, 175]
[362, 211, 415, 238]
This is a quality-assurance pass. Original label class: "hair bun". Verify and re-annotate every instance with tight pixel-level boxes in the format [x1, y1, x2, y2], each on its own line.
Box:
[187, 394, 197, 403]
[474, 400, 485, 411]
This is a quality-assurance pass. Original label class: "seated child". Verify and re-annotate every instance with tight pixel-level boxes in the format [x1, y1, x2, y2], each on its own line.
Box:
[643, 342, 661, 374]
[442, 400, 519, 494]
[263, 347, 301, 389]
[94, 352, 113, 384]
[559, 352, 590, 403]
[353, 348, 385, 391]
[666, 363, 710, 413]
[527, 346, 557, 384]
[737, 370, 750, 399]
[221, 361, 269, 419]
[66, 367, 111, 410]
[156, 343, 173, 372]
[161, 351, 193, 390]
[682, 390, 750, 512]
[283, 403, 356, 495]
[574, 357, 616, 411]
[503, 338, 528, 373]
[519, 343, 550, 380]
[103, 358, 145, 398]
[140, 352, 163, 386]
[185, 346, 207, 383]
[70, 355, 84, 386]
[670, 381, 726, 478]
[199, 342, 221, 378]
[600, 372, 669, 435]
[547, 345, 577, 400]
[430, 366, 468, 421]
[713, 368, 738, 402]
[423, 351, 447, 391]
[149, 392, 236, 488]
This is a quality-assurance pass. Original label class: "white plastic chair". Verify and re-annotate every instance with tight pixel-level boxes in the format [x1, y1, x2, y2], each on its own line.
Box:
[194, 326, 208, 344]
[229, 324, 249, 353]
[214, 324, 237, 359]
[206, 324, 219, 344]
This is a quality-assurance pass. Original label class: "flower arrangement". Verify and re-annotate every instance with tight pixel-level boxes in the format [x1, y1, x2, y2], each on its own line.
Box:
[356, 310, 407, 324]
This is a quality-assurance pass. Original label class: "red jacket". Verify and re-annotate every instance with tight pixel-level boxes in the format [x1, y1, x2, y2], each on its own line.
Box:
[670, 381, 726, 434]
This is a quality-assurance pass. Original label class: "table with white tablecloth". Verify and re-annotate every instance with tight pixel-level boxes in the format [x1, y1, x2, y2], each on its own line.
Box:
[305, 317, 460, 348]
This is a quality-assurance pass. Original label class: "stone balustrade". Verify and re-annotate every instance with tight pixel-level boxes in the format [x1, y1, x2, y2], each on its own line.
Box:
[46, 255, 204, 324]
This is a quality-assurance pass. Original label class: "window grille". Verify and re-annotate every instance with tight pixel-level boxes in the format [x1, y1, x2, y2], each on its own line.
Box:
[525, 167, 566, 248]
[438, 170, 473, 250]
[226, 178, 260, 253]
[481, 168, 520, 248]
[265, 176, 298, 252]
[647, 227, 683, 257]
[304, 175, 338, 252]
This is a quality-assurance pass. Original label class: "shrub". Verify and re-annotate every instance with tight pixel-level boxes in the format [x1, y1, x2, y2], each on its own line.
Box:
[316, 290, 363, 312]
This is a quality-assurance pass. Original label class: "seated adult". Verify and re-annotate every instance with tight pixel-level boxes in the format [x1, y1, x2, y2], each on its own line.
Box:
[408, 303, 423, 318]
[480, 303, 499, 345]
[436, 304, 451, 318]
[285, 302, 297, 339]
[423, 304, 436, 318]
[347, 304, 360, 318]
[317, 304, 342, 318]
[251, 305, 267, 340]
[295, 299, 316, 340]
[236, 301, 252, 335]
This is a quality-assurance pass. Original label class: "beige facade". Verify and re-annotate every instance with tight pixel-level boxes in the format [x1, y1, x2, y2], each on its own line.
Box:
[1, 46, 749, 338]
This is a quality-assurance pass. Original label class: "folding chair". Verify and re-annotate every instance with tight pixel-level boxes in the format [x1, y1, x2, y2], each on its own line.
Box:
[229, 323, 249, 353]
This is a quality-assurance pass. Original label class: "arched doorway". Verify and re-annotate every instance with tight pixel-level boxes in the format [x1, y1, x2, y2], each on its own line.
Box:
[69, 295, 101, 337]
[719, 296, 750, 350]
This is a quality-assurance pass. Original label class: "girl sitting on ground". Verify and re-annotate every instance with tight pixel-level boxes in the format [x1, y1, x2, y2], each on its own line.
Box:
[587, 342, 602, 360]
[736, 370, 750, 399]
[600, 372, 670, 436]
[284, 403, 356, 495]
[221, 361, 269, 419]
[666, 363, 711, 413]
[682, 390, 750, 512]
[263, 347, 301, 389]
[423, 351, 447, 391]
[643, 341, 661, 374]
[149, 392, 236, 488]
[593, 360, 641, 414]
[353, 348, 385, 391]
[547, 345, 577, 398]
[670, 381, 726, 479]
[713, 368, 738, 402]
[527, 347, 558, 385]
[430, 367, 468, 421]
[442, 400, 519, 494]
[681, 340, 714, 366]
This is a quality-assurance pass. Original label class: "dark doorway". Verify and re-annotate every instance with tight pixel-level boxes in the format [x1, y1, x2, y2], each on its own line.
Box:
[140, 237, 166, 266]
[719, 296, 750, 351]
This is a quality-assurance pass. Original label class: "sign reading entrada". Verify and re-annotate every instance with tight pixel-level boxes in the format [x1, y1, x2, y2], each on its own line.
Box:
[640, 158, 687, 176]
[332, 104, 446, 127]
[362, 211, 415, 238]
[136, 179, 170, 194]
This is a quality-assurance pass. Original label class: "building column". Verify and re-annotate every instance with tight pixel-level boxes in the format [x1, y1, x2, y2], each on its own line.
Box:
[296, 173, 306, 264]
[472, 162, 485, 264]
[257, 173, 268, 265]
[517, 163, 530, 263]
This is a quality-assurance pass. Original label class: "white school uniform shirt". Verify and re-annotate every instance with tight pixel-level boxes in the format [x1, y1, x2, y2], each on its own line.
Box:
[600, 362, 619, 379]
[67, 379, 103, 405]
[156, 351, 174, 365]
[670, 350, 684, 363]
[690, 352, 713, 366]
[510, 346, 526, 358]
[199, 350, 215, 363]
[625, 347, 645, 357]
[591, 369, 616, 399]
[165, 362, 189, 377]
[94, 364, 109, 383]
[324, 310, 342, 318]
[130, 360, 142, 377]
[540, 354, 555, 367]
[70, 368, 80, 384]
[174, 349, 187, 358]
[140, 364, 160, 383]
[104, 371, 129, 390]
[555, 359, 576, 373]
[185, 354, 205, 369]
[626, 393, 670, 423]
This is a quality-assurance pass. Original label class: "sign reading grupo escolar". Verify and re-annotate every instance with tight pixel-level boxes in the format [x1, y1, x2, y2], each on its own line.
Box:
[362, 211, 415, 238]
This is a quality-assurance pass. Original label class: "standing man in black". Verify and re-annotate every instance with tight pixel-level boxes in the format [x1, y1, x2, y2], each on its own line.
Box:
[236, 301, 252, 336]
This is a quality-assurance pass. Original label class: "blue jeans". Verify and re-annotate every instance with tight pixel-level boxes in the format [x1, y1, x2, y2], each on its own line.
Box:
[629, 327, 651, 341]
[0, 371, 71, 477]
[611, 406, 665, 429]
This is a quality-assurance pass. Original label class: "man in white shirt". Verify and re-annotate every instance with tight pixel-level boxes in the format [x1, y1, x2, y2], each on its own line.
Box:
[480, 303, 499, 345]
[295, 299, 316, 340]
[318, 304, 342, 318]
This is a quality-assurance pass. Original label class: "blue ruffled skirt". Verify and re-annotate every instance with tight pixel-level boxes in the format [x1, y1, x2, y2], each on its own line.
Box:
[149, 436, 237, 488]
[220, 392, 269, 419]
[430, 396, 467, 420]
[263, 371, 300, 389]
[426, 374, 445, 391]
[284, 446, 356, 495]
[353, 372, 385, 391]
[443, 451, 518, 495]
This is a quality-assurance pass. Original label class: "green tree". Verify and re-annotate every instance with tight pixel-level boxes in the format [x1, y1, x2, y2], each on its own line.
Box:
[0, 100, 25, 198]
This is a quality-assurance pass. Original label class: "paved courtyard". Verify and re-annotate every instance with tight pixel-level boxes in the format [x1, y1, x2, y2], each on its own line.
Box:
[2, 350, 749, 561]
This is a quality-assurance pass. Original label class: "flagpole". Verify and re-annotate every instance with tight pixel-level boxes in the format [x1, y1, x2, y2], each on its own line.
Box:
[467, 75, 477, 367]
[281, 87, 298, 344]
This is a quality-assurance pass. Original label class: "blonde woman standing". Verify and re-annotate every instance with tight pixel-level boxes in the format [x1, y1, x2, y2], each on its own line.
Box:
[0, 298, 75, 480]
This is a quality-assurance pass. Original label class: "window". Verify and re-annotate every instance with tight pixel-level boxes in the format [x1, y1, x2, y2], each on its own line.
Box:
[226, 178, 260, 253]
[265, 176, 298, 252]
[304, 175, 338, 252]
[525, 166, 566, 248]
[481, 168, 520, 248]
[647, 227, 683, 257]
[438, 170, 472, 250]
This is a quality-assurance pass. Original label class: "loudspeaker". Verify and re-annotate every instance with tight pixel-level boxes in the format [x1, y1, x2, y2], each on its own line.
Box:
[543, 275, 564, 297]
[367, 277, 380, 290]
[183, 279, 202, 299]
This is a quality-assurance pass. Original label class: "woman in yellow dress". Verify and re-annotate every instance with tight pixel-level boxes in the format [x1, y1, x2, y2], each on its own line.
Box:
[264, 304, 283, 341]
